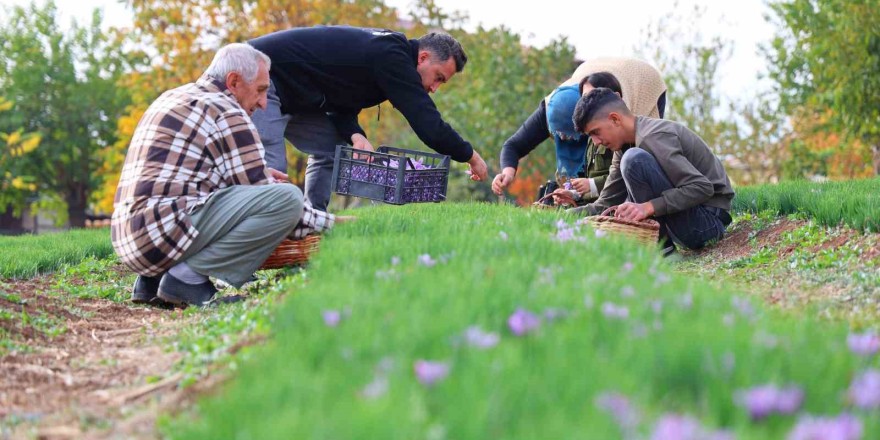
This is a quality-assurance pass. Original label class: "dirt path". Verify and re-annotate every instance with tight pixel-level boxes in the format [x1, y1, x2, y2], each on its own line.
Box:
[677, 217, 880, 318]
[1, 271, 203, 439]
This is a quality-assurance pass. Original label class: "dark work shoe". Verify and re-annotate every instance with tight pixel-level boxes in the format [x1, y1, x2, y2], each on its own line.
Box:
[131, 275, 175, 309]
[157, 272, 219, 308]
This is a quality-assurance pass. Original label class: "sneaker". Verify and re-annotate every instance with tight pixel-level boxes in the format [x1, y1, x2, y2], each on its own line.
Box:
[131, 275, 173, 308]
[157, 272, 220, 307]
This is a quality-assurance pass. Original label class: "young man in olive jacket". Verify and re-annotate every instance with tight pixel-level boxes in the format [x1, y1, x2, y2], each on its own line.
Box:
[572, 88, 735, 250]
[249, 26, 488, 210]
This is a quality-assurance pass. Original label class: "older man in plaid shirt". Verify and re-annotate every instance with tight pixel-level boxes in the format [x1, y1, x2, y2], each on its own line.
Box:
[112, 43, 335, 307]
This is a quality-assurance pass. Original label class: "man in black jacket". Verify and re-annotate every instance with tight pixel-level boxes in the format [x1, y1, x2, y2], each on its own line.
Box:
[249, 26, 489, 210]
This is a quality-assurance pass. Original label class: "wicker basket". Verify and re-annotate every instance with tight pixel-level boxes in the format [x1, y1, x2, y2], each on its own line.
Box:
[584, 215, 660, 246]
[259, 235, 322, 270]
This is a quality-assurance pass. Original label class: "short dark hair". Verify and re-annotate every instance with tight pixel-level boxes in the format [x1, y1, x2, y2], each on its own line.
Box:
[417, 32, 468, 72]
[572, 87, 631, 133]
[578, 71, 622, 97]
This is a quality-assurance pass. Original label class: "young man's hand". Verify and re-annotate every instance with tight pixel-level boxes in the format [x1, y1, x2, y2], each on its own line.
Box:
[467, 150, 489, 182]
[609, 201, 655, 222]
[491, 167, 516, 195]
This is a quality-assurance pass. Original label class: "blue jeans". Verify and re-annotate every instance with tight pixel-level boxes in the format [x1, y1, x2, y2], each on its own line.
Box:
[619, 148, 729, 249]
[250, 81, 345, 211]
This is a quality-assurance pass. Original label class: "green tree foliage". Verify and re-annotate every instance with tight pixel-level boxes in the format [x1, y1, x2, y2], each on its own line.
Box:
[636, 4, 791, 186]
[0, 97, 41, 220]
[0, 1, 131, 227]
[359, 1, 576, 202]
[766, 0, 880, 175]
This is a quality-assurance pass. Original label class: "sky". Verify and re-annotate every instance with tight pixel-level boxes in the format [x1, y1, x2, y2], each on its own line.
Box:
[0, 0, 777, 101]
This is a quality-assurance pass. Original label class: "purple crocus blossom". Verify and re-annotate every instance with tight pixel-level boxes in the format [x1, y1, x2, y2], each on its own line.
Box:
[360, 376, 389, 399]
[543, 307, 569, 321]
[390, 256, 401, 266]
[787, 414, 863, 440]
[622, 261, 635, 273]
[417, 254, 437, 267]
[650, 414, 732, 440]
[848, 369, 880, 409]
[601, 302, 630, 319]
[595, 392, 639, 429]
[847, 331, 880, 356]
[735, 384, 804, 420]
[323, 310, 342, 327]
[499, 231, 509, 241]
[464, 326, 500, 349]
[413, 360, 450, 387]
[594, 229, 608, 238]
[621, 286, 636, 298]
[508, 308, 541, 336]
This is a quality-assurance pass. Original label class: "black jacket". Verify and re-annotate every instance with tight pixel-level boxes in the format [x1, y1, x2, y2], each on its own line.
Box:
[249, 25, 474, 162]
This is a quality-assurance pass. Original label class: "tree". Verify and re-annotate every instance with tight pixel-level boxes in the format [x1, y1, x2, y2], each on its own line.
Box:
[766, 0, 880, 175]
[0, 1, 131, 227]
[95, 0, 402, 211]
[635, 3, 791, 186]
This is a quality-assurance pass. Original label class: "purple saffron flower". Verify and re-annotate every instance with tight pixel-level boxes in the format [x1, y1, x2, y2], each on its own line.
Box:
[413, 360, 450, 387]
[499, 231, 509, 241]
[601, 302, 630, 319]
[650, 414, 703, 440]
[622, 261, 635, 273]
[360, 376, 389, 399]
[556, 227, 576, 242]
[595, 229, 608, 238]
[787, 414, 863, 440]
[651, 300, 664, 314]
[650, 414, 732, 440]
[621, 286, 636, 298]
[464, 326, 500, 349]
[595, 392, 639, 429]
[543, 307, 569, 321]
[391, 256, 401, 266]
[508, 308, 541, 336]
[848, 369, 880, 409]
[417, 254, 437, 267]
[735, 385, 804, 420]
[323, 310, 342, 327]
[847, 331, 880, 356]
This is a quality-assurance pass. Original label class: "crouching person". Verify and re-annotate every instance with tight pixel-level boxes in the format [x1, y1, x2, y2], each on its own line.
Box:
[111, 43, 333, 307]
[571, 88, 735, 253]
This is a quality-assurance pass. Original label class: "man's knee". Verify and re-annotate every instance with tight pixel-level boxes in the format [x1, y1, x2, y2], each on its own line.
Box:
[619, 148, 653, 178]
[262, 184, 305, 225]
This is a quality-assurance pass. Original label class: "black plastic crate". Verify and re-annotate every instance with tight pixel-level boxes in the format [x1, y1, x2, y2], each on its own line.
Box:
[331, 145, 450, 205]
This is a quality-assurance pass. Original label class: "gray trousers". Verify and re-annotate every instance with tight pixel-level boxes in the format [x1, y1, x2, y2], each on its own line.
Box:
[250, 81, 346, 211]
[179, 184, 304, 288]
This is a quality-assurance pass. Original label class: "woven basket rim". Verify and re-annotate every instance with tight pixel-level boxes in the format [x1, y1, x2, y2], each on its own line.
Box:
[586, 215, 660, 231]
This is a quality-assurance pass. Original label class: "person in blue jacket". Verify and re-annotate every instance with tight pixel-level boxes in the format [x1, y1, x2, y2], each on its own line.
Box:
[249, 26, 489, 210]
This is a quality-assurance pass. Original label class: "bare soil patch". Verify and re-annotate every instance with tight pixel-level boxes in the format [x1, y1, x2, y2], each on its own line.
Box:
[1, 268, 195, 439]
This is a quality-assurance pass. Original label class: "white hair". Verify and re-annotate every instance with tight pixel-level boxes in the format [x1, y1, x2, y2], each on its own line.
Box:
[204, 43, 271, 83]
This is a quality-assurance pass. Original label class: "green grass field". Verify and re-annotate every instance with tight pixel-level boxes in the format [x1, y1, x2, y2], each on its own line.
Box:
[163, 203, 879, 439]
[0, 228, 113, 279]
[732, 177, 880, 231]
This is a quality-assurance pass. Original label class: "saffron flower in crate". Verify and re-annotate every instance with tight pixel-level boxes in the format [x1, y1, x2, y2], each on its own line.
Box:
[413, 360, 450, 387]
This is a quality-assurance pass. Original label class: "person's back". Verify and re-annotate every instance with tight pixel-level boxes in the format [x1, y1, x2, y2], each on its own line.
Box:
[634, 117, 734, 214]
[249, 26, 409, 113]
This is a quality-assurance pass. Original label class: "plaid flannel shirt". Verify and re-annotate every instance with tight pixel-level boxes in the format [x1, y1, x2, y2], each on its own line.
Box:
[112, 76, 334, 276]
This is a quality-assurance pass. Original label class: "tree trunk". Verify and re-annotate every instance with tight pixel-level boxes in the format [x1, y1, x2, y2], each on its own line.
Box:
[65, 185, 88, 229]
[0, 204, 25, 235]
[873, 142, 880, 176]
